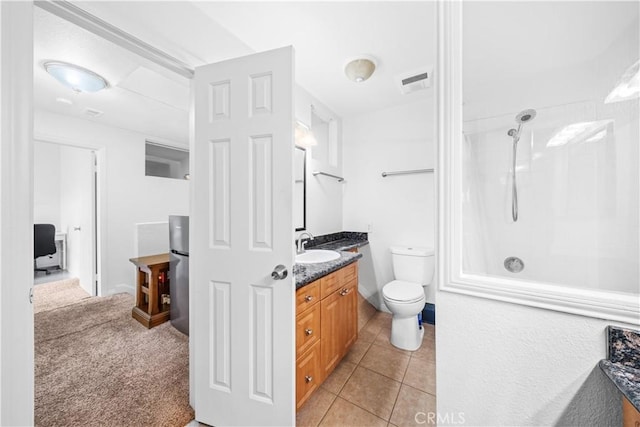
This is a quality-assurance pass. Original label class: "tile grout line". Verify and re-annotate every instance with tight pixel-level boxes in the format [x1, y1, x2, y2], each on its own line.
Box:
[345, 365, 403, 422]
[314, 391, 338, 427]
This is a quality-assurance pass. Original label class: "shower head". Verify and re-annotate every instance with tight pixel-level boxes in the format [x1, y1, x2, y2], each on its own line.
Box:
[515, 109, 537, 124]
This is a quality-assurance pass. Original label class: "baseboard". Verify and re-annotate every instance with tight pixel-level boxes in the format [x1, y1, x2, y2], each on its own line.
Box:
[358, 285, 385, 312]
[109, 283, 135, 296]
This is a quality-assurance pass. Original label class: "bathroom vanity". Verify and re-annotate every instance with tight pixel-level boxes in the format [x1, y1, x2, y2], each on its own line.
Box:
[599, 326, 640, 425]
[294, 242, 363, 410]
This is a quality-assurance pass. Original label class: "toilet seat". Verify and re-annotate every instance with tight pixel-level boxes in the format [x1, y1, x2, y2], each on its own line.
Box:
[383, 280, 424, 303]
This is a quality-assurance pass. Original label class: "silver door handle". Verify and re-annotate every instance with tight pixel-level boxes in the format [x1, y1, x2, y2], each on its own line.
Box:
[271, 264, 288, 280]
[73, 226, 81, 231]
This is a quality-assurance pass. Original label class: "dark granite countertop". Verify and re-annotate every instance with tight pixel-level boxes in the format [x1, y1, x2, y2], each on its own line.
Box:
[294, 231, 368, 289]
[599, 326, 640, 412]
[304, 231, 369, 252]
[599, 360, 640, 411]
[294, 251, 362, 289]
[308, 239, 368, 252]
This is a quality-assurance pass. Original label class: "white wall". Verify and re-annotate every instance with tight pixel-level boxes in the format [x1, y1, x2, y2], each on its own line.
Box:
[35, 110, 189, 295]
[295, 86, 343, 237]
[343, 98, 435, 307]
[436, 293, 631, 425]
[33, 142, 60, 228]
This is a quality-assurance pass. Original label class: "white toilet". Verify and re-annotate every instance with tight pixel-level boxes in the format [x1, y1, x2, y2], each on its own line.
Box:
[382, 246, 434, 351]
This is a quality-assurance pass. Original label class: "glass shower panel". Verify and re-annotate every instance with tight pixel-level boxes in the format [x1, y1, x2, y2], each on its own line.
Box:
[461, 1, 639, 295]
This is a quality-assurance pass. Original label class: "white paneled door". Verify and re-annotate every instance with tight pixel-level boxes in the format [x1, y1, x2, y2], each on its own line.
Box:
[192, 47, 295, 426]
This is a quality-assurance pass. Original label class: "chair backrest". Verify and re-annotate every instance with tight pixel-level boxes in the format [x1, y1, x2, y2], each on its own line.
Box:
[34, 224, 56, 259]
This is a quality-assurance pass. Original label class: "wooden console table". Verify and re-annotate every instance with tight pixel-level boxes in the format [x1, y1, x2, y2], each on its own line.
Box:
[130, 253, 170, 328]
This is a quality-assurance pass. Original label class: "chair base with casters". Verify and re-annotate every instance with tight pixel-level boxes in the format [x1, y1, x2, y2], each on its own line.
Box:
[34, 258, 60, 275]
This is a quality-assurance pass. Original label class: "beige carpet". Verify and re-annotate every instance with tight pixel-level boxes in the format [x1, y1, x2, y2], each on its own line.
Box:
[35, 280, 193, 427]
[34, 278, 90, 314]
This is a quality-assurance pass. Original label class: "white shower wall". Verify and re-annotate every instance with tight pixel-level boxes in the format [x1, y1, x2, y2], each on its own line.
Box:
[463, 100, 639, 293]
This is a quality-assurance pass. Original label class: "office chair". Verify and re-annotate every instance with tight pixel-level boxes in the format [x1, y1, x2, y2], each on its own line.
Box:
[34, 224, 57, 275]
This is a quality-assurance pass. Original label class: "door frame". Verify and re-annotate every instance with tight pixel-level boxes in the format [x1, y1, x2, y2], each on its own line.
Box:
[0, 2, 35, 424]
[33, 137, 104, 296]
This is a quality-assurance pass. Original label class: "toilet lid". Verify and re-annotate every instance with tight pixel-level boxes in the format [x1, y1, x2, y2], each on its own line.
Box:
[383, 280, 424, 303]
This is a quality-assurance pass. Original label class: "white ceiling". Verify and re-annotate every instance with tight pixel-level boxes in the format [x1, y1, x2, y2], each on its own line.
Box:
[34, 1, 434, 144]
[34, 1, 638, 144]
[34, 7, 191, 144]
[192, 1, 435, 117]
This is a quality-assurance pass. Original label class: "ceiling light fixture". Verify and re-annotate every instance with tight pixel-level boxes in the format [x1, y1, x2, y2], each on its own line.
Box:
[44, 61, 109, 93]
[344, 56, 376, 83]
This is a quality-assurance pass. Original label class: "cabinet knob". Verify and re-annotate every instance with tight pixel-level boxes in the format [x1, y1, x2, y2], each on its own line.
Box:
[305, 328, 313, 336]
[305, 375, 313, 383]
[305, 295, 313, 302]
[340, 288, 350, 296]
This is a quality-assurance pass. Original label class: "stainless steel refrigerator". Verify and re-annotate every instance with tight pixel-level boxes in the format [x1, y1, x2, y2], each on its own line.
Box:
[169, 215, 189, 335]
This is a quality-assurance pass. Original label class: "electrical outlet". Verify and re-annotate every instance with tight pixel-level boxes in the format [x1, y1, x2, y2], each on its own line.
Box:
[367, 223, 373, 233]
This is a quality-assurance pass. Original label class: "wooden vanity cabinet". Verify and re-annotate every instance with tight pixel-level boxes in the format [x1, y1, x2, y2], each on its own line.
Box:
[295, 261, 359, 410]
[623, 397, 640, 427]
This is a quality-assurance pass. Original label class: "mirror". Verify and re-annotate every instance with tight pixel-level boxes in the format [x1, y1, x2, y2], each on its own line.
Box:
[294, 146, 306, 231]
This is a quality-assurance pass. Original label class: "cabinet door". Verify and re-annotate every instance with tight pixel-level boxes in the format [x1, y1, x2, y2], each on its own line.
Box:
[342, 281, 358, 353]
[296, 343, 321, 410]
[320, 290, 343, 379]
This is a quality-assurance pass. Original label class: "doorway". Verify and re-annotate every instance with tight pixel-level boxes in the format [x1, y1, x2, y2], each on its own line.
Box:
[33, 141, 98, 295]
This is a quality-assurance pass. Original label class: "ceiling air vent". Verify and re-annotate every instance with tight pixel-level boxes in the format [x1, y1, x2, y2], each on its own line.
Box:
[84, 108, 104, 118]
[396, 67, 433, 95]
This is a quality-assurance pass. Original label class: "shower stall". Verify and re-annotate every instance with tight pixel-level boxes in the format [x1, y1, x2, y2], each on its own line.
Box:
[459, 1, 639, 297]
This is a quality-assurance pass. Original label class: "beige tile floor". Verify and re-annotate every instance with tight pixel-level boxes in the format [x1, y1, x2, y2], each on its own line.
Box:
[296, 311, 436, 427]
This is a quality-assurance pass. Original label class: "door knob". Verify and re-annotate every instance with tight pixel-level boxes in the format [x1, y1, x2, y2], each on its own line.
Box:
[271, 264, 288, 280]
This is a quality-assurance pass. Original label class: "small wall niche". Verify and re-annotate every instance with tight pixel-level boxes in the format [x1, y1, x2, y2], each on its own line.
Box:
[145, 141, 190, 180]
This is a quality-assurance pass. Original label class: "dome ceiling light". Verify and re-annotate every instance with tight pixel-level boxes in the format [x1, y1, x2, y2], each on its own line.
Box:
[44, 61, 109, 93]
[344, 56, 376, 83]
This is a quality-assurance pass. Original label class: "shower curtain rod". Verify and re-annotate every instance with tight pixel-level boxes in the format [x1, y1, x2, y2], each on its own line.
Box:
[381, 168, 434, 178]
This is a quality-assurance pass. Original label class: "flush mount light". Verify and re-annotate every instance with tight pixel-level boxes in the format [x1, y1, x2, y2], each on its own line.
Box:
[44, 61, 109, 93]
[344, 56, 376, 83]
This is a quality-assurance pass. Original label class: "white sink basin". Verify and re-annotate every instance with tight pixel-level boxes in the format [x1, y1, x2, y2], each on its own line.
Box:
[295, 249, 341, 264]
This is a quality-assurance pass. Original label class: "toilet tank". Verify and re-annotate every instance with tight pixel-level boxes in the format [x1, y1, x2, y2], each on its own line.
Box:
[390, 246, 434, 285]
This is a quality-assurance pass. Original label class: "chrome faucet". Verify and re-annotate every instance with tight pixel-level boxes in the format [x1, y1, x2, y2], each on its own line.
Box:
[296, 232, 314, 254]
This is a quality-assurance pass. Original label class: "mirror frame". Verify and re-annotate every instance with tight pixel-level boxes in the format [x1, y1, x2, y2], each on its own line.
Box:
[294, 146, 306, 231]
